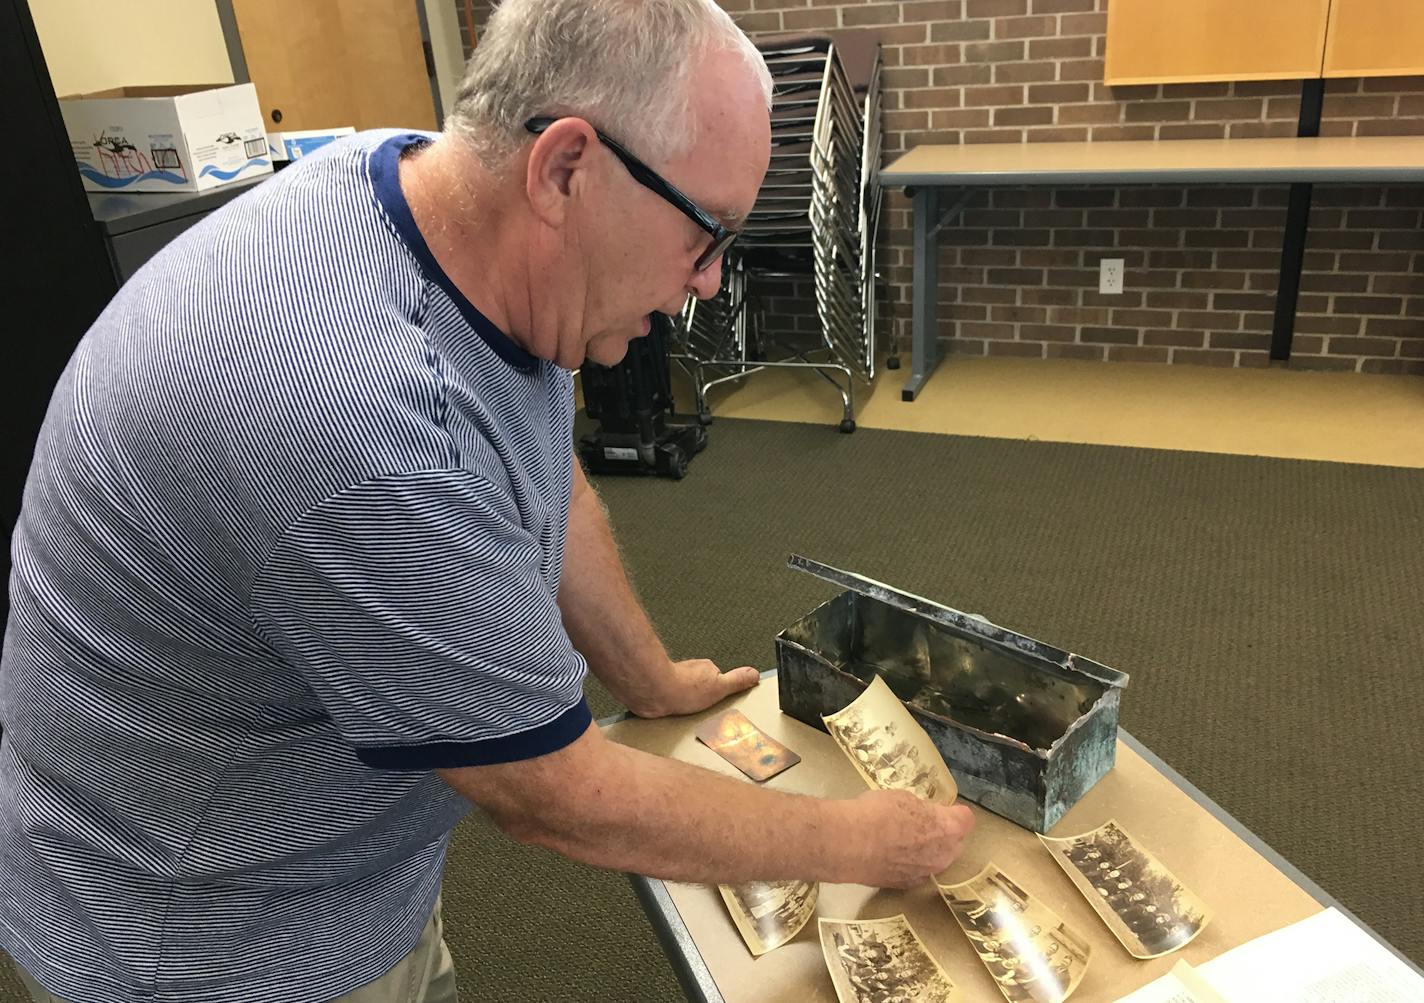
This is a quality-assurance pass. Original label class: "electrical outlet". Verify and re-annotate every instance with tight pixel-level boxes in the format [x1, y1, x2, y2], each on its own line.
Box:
[1100, 258, 1125, 295]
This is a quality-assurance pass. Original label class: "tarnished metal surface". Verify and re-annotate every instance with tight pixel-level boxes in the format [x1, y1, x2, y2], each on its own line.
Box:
[776, 556, 1129, 833]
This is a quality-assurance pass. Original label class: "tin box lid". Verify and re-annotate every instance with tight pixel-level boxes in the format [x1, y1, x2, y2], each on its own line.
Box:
[787, 554, 1128, 690]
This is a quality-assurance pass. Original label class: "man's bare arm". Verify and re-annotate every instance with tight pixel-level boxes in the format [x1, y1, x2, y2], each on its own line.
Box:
[558, 457, 756, 717]
[438, 720, 974, 888]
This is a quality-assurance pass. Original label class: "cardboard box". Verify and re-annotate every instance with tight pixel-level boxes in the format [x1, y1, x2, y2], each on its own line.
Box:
[60, 83, 273, 193]
[266, 128, 357, 163]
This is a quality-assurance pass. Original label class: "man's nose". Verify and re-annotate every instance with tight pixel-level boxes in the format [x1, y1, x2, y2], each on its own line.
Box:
[687, 255, 724, 300]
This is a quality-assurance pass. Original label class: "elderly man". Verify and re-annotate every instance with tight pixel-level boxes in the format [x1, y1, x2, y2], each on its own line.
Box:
[0, 1, 974, 1000]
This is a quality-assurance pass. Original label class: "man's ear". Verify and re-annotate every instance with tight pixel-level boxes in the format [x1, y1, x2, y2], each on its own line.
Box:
[525, 118, 598, 228]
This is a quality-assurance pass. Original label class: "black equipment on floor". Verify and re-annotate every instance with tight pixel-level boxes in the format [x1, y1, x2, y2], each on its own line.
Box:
[578, 312, 707, 480]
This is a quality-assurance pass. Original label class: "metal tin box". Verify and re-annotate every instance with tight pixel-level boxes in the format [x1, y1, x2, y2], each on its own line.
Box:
[776, 556, 1129, 833]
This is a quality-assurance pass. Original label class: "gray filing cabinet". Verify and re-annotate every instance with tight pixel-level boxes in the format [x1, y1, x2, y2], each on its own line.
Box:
[87, 174, 270, 284]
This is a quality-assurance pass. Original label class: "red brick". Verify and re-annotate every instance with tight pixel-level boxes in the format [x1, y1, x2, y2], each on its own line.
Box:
[843, 4, 901, 26]
[995, 61, 1058, 83]
[1289, 355, 1359, 372]
[1160, 124, 1227, 140]
[1363, 317, 1424, 338]
[965, 39, 1026, 62]
[902, 88, 967, 109]
[1121, 189, 1186, 208]
[1020, 288, 1078, 306]
[962, 320, 1019, 338]
[1108, 346, 1171, 363]
[1029, 37, 1094, 59]
[1124, 101, 1195, 123]
[1193, 99, 1267, 120]
[992, 306, 1051, 326]
[1301, 273, 1371, 294]
[1229, 121, 1300, 139]
[996, 15, 1057, 38]
[1058, 59, 1107, 82]
[903, 43, 968, 66]
[1180, 310, 1242, 329]
[1327, 336, 1399, 356]
[1144, 329, 1206, 348]
[1079, 326, 1141, 345]
[1180, 271, 1242, 290]
[1058, 103, 1121, 125]
[885, 67, 932, 89]
[994, 106, 1054, 126]
[1172, 348, 1236, 366]
[932, 20, 994, 41]
[1060, 12, 1106, 34]
[933, 64, 993, 86]
[1360, 359, 1424, 374]
[901, 1, 961, 20]
[1049, 306, 1111, 325]
[1047, 343, 1107, 360]
[1026, 127, 1091, 141]
[1029, 83, 1092, 103]
[1334, 296, 1404, 315]
[964, 84, 1026, 106]
[781, 7, 839, 29]
[1295, 314, 1362, 335]
[987, 341, 1048, 357]
[1090, 125, 1156, 140]
[1146, 292, 1210, 312]
[965, 128, 1024, 143]
[1019, 323, 1078, 341]
[930, 108, 992, 128]
[1371, 275, 1424, 295]
[1324, 95, 1400, 118]
[1213, 292, 1275, 311]
[1208, 332, 1272, 351]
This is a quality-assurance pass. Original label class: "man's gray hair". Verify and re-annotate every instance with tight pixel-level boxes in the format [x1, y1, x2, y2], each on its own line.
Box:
[448, 0, 773, 166]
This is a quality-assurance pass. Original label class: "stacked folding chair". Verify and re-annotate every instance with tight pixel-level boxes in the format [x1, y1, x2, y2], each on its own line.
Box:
[674, 31, 884, 433]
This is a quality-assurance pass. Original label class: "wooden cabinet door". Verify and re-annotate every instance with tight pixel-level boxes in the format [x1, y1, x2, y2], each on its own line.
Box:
[1105, 0, 1331, 86]
[232, 0, 437, 132]
[1324, 0, 1424, 78]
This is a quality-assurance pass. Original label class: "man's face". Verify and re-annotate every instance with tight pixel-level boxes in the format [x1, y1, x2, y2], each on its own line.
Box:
[578, 49, 771, 367]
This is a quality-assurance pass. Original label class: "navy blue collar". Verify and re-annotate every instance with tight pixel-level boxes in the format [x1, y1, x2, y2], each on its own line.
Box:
[369, 132, 538, 374]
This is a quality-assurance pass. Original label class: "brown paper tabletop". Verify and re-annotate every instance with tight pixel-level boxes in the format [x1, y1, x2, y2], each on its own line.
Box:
[603, 672, 1414, 1003]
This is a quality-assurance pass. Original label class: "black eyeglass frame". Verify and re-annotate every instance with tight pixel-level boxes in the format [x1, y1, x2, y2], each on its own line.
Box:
[524, 116, 737, 272]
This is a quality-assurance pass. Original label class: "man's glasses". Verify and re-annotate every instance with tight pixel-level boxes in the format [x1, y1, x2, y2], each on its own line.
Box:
[525, 116, 737, 273]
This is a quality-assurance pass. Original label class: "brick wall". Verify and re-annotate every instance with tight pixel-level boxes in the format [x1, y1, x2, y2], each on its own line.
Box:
[456, 0, 1424, 374]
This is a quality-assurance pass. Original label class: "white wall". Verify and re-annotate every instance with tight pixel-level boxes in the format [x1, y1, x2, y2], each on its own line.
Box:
[30, 0, 233, 97]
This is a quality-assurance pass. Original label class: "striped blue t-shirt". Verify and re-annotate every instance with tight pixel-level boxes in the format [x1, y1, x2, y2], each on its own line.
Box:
[1, 130, 591, 1002]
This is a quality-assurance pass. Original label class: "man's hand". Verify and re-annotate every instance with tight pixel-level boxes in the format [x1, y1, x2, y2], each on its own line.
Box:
[834, 790, 977, 889]
[631, 658, 761, 718]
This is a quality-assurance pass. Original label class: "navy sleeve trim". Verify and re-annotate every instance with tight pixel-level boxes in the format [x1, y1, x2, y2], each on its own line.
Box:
[354, 698, 593, 770]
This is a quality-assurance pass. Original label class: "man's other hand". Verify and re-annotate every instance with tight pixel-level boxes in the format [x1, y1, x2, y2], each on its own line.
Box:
[633, 659, 760, 718]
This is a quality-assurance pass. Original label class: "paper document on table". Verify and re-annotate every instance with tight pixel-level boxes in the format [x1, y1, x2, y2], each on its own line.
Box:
[1194, 907, 1424, 1001]
[1113, 960, 1229, 1003]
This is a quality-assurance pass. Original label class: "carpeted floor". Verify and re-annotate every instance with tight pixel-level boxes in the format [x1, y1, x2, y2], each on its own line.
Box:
[5, 416, 1422, 1000]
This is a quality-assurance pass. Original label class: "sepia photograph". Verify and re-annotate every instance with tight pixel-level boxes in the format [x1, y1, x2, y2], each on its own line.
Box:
[937, 863, 1092, 1003]
[718, 879, 819, 956]
[1039, 819, 1213, 959]
[818, 914, 961, 1003]
[695, 708, 801, 782]
[822, 674, 958, 804]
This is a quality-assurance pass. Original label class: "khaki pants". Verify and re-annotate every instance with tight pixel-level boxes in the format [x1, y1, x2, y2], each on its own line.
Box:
[14, 898, 458, 1003]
